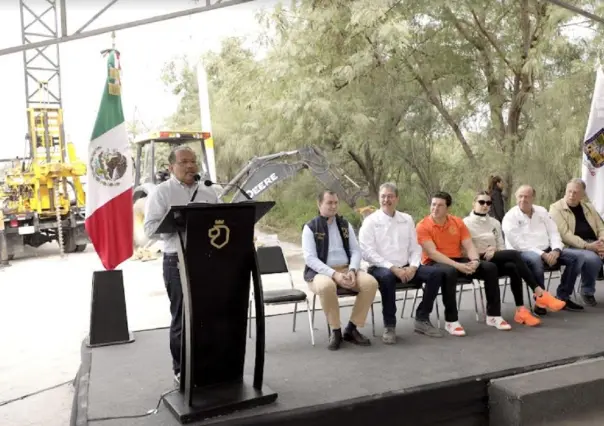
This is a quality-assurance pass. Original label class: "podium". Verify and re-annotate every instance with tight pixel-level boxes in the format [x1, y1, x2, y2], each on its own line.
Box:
[155, 201, 278, 424]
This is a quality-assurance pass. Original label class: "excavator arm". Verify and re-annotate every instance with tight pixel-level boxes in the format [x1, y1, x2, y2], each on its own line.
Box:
[219, 146, 368, 207]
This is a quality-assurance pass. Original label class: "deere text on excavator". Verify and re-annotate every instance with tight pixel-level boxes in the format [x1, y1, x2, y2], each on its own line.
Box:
[131, 130, 369, 250]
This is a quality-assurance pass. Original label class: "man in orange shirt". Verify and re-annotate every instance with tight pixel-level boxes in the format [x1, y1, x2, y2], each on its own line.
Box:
[416, 191, 511, 336]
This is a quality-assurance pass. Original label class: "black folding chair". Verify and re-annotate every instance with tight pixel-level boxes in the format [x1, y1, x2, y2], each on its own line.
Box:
[249, 244, 315, 346]
[409, 276, 482, 324]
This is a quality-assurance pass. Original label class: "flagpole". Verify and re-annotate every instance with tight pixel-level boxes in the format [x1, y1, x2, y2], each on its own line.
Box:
[85, 30, 134, 347]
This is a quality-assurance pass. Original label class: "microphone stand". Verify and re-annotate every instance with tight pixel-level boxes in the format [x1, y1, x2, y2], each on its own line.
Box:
[189, 175, 201, 203]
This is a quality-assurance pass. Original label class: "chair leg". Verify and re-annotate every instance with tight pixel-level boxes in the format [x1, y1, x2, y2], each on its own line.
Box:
[371, 304, 375, 337]
[293, 302, 298, 332]
[248, 299, 252, 338]
[410, 288, 421, 318]
[502, 277, 508, 303]
[526, 284, 533, 310]
[435, 298, 441, 328]
[546, 271, 553, 292]
[478, 280, 486, 318]
[305, 299, 315, 346]
[472, 281, 480, 322]
[401, 290, 408, 319]
[457, 284, 464, 310]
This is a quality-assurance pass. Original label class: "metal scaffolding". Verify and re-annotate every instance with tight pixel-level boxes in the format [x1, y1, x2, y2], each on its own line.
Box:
[19, 0, 64, 108]
[10, 0, 256, 109]
[2, 0, 256, 58]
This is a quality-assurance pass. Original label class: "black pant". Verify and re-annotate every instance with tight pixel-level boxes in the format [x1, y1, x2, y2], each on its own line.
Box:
[484, 249, 540, 307]
[368, 264, 459, 324]
[430, 258, 501, 317]
[163, 254, 182, 375]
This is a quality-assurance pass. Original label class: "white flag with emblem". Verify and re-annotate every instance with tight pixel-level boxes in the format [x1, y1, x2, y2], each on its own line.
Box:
[581, 66, 604, 219]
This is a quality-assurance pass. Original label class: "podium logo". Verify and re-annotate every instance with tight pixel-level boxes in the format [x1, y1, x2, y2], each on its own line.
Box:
[208, 219, 230, 249]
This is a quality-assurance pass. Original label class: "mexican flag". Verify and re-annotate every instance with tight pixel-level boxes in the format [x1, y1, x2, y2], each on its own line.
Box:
[582, 66, 604, 219]
[85, 49, 133, 270]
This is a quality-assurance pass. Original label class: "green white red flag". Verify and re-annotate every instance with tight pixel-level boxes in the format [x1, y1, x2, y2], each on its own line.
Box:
[85, 50, 133, 270]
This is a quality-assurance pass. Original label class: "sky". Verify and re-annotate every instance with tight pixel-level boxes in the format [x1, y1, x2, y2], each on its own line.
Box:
[0, 0, 597, 162]
[0, 0, 280, 159]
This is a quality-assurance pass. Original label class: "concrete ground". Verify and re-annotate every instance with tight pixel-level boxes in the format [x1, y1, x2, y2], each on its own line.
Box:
[0, 231, 305, 426]
[2, 232, 603, 426]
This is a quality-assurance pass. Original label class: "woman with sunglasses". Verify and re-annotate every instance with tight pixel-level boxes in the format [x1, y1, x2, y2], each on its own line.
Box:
[463, 191, 566, 326]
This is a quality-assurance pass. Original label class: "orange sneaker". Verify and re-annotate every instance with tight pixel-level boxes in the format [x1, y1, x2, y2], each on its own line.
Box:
[514, 306, 541, 326]
[535, 291, 566, 312]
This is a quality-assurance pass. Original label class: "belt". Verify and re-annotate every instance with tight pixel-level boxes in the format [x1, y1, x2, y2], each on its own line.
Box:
[164, 252, 178, 258]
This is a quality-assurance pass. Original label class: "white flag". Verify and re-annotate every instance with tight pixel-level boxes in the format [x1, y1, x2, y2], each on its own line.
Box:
[581, 66, 604, 219]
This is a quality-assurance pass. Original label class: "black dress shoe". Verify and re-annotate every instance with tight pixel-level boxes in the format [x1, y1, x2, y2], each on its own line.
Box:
[563, 299, 584, 311]
[581, 294, 597, 307]
[343, 328, 371, 346]
[534, 306, 547, 316]
[328, 329, 342, 351]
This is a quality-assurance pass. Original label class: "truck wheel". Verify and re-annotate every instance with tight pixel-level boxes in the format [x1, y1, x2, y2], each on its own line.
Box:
[62, 229, 77, 253]
[75, 244, 87, 252]
[7, 254, 14, 261]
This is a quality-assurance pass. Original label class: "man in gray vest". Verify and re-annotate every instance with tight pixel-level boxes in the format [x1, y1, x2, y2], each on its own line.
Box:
[302, 190, 378, 350]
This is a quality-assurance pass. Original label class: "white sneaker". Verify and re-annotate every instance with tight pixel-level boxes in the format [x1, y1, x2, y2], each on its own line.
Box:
[445, 321, 466, 336]
[486, 316, 512, 330]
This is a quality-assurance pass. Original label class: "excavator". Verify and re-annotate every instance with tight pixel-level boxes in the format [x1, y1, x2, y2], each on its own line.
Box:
[131, 131, 369, 251]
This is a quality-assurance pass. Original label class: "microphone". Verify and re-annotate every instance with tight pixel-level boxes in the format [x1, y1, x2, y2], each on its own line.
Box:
[204, 179, 253, 201]
[189, 174, 201, 202]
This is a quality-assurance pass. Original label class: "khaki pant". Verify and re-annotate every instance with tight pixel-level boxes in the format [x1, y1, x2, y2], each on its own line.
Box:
[308, 265, 378, 329]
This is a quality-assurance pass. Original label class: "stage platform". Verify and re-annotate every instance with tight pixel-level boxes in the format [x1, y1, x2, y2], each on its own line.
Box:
[71, 285, 604, 426]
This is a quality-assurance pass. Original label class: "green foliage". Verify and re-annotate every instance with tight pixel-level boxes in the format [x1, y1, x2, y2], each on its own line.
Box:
[159, 0, 604, 240]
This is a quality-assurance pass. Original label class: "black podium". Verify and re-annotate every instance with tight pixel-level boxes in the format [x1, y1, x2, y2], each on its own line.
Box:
[155, 201, 278, 424]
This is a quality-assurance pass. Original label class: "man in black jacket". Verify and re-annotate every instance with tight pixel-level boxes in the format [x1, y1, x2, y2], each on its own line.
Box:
[302, 190, 378, 350]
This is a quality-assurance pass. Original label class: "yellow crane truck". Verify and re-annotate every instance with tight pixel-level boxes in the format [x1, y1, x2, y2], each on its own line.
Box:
[0, 101, 89, 259]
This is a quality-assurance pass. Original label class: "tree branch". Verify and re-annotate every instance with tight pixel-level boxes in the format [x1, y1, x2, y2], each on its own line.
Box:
[469, 8, 515, 73]
[402, 58, 477, 166]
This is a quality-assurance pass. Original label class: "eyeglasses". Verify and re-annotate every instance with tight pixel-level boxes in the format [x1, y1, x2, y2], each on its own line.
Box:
[477, 200, 492, 206]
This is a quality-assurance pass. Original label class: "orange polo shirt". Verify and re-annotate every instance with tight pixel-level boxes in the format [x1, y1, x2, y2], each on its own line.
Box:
[416, 214, 472, 264]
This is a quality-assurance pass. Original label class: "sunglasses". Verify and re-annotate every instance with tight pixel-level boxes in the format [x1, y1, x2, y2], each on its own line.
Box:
[477, 200, 492, 206]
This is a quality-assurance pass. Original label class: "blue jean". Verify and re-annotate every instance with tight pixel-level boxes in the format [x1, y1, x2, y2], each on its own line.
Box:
[368, 264, 458, 326]
[519, 250, 583, 300]
[163, 254, 183, 375]
[564, 248, 603, 296]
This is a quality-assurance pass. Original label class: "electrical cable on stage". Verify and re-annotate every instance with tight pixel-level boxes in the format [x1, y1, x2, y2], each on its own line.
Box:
[87, 388, 178, 422]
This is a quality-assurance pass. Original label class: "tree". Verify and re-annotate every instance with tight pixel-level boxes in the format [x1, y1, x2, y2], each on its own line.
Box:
[160, 0, 604, 229]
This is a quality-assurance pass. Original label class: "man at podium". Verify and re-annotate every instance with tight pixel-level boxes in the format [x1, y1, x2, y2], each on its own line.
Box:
[143, 146, 219, 384]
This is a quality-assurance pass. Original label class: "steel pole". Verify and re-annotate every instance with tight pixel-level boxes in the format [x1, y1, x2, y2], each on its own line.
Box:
[0, 0, 256, 57]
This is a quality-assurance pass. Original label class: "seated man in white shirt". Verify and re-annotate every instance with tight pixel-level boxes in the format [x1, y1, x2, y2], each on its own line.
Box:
[502, 185, 584, 312]
[302, 190, 378, 351]
[359, 183, 459, 343]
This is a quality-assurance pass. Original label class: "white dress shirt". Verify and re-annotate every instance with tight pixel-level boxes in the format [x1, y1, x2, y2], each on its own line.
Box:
[143, 176, 220, 253]
[358, 209, 422, 269]
[501, 205, 563, 255]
